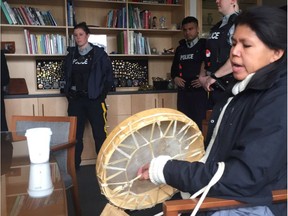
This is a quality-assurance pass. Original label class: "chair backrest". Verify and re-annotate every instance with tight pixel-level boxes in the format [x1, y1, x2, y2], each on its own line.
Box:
[10, 115, 77, 187]
[10, 115, 81, 215]
[10, 115, 76, 143]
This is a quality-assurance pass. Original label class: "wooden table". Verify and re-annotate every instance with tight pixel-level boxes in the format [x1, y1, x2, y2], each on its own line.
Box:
[1, 132, 68, 216]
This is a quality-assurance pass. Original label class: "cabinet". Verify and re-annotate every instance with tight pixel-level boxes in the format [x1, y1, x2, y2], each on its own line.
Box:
[4, 97, 68, 130]
[106, 94, 132, 133]
[1, 0, 189, 93]
[131, 92, 176, 114]
[80, 94, 132, 165]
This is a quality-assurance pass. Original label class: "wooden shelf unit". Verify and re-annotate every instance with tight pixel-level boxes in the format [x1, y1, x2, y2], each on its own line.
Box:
[1, 0, 188, 93]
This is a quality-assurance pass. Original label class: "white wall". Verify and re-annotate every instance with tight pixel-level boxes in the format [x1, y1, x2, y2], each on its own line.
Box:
[189, 0, 197, 17]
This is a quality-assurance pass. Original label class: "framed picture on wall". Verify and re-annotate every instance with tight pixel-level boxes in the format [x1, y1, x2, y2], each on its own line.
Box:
[1, 41, 15, 53]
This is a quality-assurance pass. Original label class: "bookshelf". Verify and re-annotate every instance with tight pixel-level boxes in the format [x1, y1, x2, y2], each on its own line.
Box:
[1, 0, 188, 94]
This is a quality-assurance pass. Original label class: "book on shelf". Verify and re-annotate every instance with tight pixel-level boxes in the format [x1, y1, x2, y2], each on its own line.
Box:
[116, 7, 123, 28]
[106, 9, 113, 28]
[67, 0, 76, 26]
[5, 3, 58, 26]
[18, 6, 31, 25]
[133, 7, 142, 29]
[117, 31, 128, 54]
[128, 5, 134, 28]
[24, 29, 66, 54]
[24, 29, 32, 54]
[35, 8, 45, 25]
[68, 34, 75, 47]
[36, 34, 44, 54]
[128, 30, 134, 55]
[122, 6, 127, 28]
[117, 31, 124, 54]
[44, 34, 50, 54]
[67, 1, 73, 26]
[0, 0, 12, 24]
[28, 6, 41, 25]
[12, 8, 24, 25]
[140, 10, 151, 29]
[23, 6, 35, 25]
[112, 9, 118, 28]
[130, 6, 152, 30]
[145, 37, 151, 55]
[3, 1, 18, 24]
[41, 11, 53, 25]
[129, 31, 151, 55]
[31, 34, 37, 54]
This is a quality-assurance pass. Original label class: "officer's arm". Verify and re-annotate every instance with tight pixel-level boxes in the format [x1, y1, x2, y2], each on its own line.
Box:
[212, 59, 233, 78]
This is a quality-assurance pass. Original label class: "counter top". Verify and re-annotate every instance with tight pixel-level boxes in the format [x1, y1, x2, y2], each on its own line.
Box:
[4, 89, 177, 99]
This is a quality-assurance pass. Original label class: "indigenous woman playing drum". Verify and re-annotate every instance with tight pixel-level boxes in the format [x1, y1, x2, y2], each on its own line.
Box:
[138, 6, 287, 216]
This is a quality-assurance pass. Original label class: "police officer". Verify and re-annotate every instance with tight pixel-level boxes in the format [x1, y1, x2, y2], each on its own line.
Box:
[63, 22, 113, 169]
[199, 0, 240, 108]
[171, 16, 207, 130]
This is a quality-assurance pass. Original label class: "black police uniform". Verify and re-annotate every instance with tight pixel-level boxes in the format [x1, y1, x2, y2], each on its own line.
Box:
[171, 38, 207, 130]
[205, 14, 237, 108]
[64, 44, 113, 169]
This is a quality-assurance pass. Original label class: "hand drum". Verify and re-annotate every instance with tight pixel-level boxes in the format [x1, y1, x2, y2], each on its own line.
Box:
[96, 108, 205, 210]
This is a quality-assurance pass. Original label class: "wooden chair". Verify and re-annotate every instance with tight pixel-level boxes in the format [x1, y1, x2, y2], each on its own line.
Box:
[10, 115, 81, 216]
[163, 110, 287, 215]
[163, 189, 287, 216]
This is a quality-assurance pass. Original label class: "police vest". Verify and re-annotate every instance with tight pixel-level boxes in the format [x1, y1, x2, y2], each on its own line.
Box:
[205, 14, 237, 73]
[177, 38, 206, 81]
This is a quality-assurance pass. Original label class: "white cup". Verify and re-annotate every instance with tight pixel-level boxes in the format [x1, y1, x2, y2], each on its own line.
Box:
[25, 127, 52, 164]
[28, 162, 54, 198]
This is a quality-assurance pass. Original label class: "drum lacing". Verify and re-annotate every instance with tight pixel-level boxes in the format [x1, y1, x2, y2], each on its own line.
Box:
[101, 175, 143, 193]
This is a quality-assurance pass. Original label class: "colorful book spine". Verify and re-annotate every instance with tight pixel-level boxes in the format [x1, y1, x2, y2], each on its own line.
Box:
[47, 10, 57, 26]
[0, 0, 12, 24]
[3, 1, 18, 24]
[24, 29, 32, 54]
[28, 7, 40, 25]
[19, 6, 30, 25]
[35, 8, 45, 25]
[13, 7, 24, 25]
[143, 10, 149, 29]
[23, 6, 34, 25]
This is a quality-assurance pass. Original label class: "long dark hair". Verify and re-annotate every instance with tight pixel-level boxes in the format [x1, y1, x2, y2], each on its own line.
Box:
[234, 6, 286, 57]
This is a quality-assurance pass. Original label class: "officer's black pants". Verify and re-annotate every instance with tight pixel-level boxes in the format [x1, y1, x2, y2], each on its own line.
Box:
[177, 88, 208, 131]
[68, 96, 107, 169]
